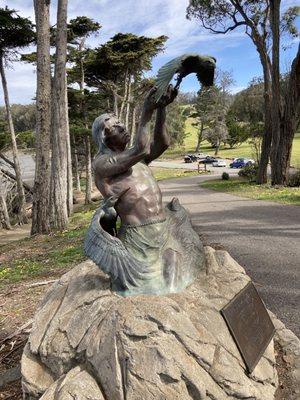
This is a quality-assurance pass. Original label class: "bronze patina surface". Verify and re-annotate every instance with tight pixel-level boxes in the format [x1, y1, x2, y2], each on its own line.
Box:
[221, 281, 275, 373]
[84, 82, 216, 296]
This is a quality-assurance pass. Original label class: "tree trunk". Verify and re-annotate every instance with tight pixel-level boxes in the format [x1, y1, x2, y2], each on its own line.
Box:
[125, 75, 132, 129]
[0, 56, 28, 224]
[256, 47, 272, 184]
[214, 140, 220, 156]
[31, 0, 52, 235]
[195, 121, 204, 152]
[0, 194, 11, 230]
[71, 133, 81, 192]
[270, 0, 282, 185]
[130, 105, 137, 146]
[119, 69, 128, 121]
[79, 38, 85, 92]
[113, 92, 119, 118]
[65, 75, 73, 217]
[84, 135, 92, 204]
[50, 0, 69, 230]
[275, 44, 300, 184]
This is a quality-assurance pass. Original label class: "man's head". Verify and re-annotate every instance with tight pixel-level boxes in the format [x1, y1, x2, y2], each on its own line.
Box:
[92, 113, 130, 153]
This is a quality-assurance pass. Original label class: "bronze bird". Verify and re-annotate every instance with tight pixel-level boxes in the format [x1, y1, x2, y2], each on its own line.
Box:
[155, 53, 216, 102]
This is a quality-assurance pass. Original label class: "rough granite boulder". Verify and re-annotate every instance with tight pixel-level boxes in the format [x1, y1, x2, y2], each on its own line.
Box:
[21, 246, 278, 400]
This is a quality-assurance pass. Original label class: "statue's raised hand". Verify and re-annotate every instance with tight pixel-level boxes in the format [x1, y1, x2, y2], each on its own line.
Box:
[156, 84, 178, 108]
[143, 85, 177, 113]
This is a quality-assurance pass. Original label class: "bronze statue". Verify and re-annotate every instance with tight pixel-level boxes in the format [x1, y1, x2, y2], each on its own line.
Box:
[85, 54, 216, 296]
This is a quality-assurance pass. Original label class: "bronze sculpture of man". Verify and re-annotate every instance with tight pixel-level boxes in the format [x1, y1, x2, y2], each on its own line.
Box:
[85, 85, 205, 296]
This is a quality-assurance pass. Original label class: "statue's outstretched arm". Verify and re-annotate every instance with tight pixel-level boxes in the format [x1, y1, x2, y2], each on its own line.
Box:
[145, 107, 168, 164]
[145, 85, 178, 164]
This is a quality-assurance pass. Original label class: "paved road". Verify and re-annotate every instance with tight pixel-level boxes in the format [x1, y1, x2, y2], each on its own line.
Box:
[151, 159, 237, 175]
[159, 175, 300, 337]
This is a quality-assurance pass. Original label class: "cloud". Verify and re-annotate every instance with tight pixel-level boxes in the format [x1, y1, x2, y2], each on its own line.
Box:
[0, 62, 36, 104]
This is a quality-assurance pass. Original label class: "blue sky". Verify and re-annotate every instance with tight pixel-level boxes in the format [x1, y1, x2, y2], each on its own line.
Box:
[0, 0, 299, 105]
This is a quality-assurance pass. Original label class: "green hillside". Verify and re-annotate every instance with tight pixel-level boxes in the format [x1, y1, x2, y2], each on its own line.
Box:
[163, 117, 300, 167]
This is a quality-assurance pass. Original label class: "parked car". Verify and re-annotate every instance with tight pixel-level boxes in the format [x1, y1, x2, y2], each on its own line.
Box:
[184, 154, 198, 163]
[212, 159, 227, 167]
[196, 153, 208, 160]
[229, 158, 255, 168]
[200, 156, 218, 164]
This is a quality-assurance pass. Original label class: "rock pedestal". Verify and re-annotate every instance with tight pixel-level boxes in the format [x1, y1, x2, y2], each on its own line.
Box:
[21, 246, 278, 400]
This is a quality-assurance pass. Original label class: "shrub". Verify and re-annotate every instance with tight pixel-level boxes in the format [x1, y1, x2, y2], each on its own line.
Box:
[288, 169, 300, 187]
[16, 130, 35, 148]
[222, 172, 230, 180]
[238, 164, 258, 182]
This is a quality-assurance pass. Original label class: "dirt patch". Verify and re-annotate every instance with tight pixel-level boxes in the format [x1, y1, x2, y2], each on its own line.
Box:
[0, 279, 52, 399]
[0, 225, 31, 247]
[274, 340, 297, 400]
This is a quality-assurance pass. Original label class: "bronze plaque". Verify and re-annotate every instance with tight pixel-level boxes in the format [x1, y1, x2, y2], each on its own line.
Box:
[221, 281, 275, 373]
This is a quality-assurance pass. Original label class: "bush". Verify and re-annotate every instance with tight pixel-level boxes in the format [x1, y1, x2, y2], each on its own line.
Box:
[16, 130, 35, 148]
[222, 172, 230, 180]
[288, 169, 300, 187]
[238, 164, 258, 182]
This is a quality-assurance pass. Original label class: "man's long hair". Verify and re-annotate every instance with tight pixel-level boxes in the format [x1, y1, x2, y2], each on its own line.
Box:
[92, 113, 114, 155]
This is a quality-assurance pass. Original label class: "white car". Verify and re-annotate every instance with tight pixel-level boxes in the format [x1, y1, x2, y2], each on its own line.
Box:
[212, 159, 227, 167]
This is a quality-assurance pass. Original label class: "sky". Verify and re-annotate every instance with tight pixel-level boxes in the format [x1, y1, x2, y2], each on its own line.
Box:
[0, 0, 299, 105]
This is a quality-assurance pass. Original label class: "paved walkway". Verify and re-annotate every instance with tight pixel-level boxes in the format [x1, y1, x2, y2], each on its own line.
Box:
[159, 175, 300, 337]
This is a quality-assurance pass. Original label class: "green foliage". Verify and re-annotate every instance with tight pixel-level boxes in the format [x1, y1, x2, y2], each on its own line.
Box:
[68, 16, 101, 44]
[222, 172, 229, 180]
[85, 33, 167, 85]
[0, 7, 35, 58]
[0, 104, 36, 132]
[182, 105, 195, 117]
[192, 70, 234, 153]
[0, 131, 9, 150]
[238, 164, 258, 182]
[226, 119, 249, 148]
[288, 169, 300, 187]
[16, 130, 35, 148]
[166, 100, 187, 146]
[228, 79, 264, 125]
[187, 1, 299, 40]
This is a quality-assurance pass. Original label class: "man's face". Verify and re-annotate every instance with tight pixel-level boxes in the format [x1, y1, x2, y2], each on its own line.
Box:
[104, 116, 130, 150]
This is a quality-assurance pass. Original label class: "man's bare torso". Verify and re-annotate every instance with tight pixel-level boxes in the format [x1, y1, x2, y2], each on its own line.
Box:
[95, 161, 164, 226]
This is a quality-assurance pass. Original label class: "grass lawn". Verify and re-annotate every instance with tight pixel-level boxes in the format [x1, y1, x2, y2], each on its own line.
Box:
[201, 177, 300, 206]
[162, 117, 300, 167]
[151, 167, 200, 181]
[0, 204, 97, 286]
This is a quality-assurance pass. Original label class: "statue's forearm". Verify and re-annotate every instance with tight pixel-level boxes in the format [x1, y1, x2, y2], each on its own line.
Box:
[134, 109, 153, 154]
[154, 107, 169, 148]
[144, 107, 169, 164]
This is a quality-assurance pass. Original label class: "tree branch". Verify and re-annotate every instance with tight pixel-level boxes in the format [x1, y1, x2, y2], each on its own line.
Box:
[201, 19, 246, 34]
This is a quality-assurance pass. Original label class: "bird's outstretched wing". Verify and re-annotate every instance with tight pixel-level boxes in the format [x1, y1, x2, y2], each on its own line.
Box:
[84, 207, 149, 290]
[155, 53, 216, 102]
[155, 55, 183, 102]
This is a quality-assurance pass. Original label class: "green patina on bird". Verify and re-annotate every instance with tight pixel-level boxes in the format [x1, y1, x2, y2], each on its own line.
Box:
[155, 53, 216, 102]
